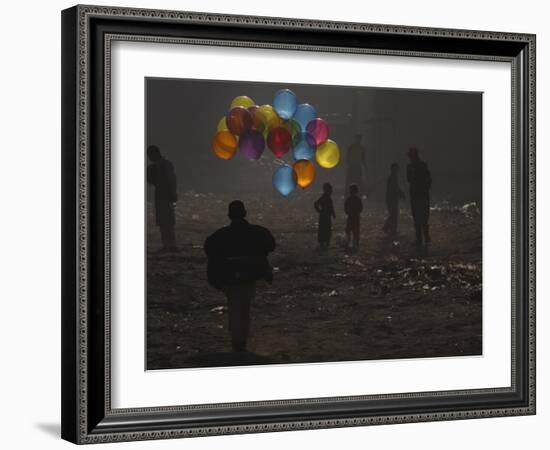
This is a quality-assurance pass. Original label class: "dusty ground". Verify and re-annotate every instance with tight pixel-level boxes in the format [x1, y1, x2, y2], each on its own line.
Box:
[146, 191, 482, 370]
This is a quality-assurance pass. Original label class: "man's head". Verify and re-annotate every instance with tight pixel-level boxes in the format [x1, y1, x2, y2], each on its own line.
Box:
[323, 182, 333, 195]
[390, 162, 399, 174]
[147, 145, 162, 162]
[407, 147, 419, 162]
[228, 200, 247, 221]
[349, 184, 359, 196]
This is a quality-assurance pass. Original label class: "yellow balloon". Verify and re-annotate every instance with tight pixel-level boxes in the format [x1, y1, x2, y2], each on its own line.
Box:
[258, 104, 281, 130]
[230, 95, 255, 109]
[212, 130, 238, 160]
[249, 106, 267, 134]
[315, 139, 340, 168]
[258, 104, 274, 114]
[216, 117, 228, 132]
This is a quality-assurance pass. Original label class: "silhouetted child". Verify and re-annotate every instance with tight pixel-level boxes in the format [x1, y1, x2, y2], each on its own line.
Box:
[344, 184, 363, 252]
[383, 163, 405, 237]
[314, 183, 336, 254]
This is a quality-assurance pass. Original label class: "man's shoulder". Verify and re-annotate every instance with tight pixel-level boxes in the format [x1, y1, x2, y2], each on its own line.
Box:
[211, 223, 267, 235]
[249, 223, 272, 235]
[207, 225, 231, 240]
[160, 158, 174, 169]
[409, 160, 428, 170]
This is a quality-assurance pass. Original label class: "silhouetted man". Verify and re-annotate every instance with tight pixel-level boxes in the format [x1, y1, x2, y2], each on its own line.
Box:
[383, 163, 405, 237]
[344, 184, 363, 252]
[204, 201, 275, 353]
[147, 145, 177, 252]
[406, 147, 432, 245]
[345, 134, 367, 193]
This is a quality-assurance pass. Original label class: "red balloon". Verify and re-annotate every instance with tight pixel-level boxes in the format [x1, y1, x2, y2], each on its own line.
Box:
[226, 106, 252, 136]
[267, 127, 292, 157]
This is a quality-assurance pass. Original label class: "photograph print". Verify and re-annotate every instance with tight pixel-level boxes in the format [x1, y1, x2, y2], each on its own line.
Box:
[145, 77, 482, 370]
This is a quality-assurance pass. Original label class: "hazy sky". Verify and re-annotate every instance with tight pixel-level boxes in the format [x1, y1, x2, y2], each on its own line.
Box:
[146, 78, 482, 205]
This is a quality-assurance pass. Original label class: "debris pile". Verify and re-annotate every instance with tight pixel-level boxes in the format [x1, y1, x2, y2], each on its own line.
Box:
[371, 258, 481, 297]
[431, 201, 481, 218]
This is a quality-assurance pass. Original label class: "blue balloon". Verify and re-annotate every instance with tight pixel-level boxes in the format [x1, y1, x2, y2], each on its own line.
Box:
[293, 103, 317, 130]
[273, 89, 298, 120]
[272, 165, 297, 197]
[292, 132, 316, 160]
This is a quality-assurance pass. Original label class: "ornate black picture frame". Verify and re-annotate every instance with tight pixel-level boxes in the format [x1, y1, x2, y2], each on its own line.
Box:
[61, 4, 536, 444]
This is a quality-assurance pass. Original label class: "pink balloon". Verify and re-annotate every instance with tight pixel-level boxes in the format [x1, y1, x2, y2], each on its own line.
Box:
[306, 118, 329, 146]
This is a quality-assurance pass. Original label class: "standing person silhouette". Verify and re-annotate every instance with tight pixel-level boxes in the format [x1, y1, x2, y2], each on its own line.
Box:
[345, 134, 367, 194]
[383, 163, 405, 237]
[314, 183, 336, 254]
[147, 145, 178, 252]
[406, 147, 432, 246]
[204, 201, 276, 353]
[344, 184, 363, 253]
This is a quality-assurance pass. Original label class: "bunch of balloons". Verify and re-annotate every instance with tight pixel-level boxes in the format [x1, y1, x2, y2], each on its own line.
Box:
[211, 89, 341, 197]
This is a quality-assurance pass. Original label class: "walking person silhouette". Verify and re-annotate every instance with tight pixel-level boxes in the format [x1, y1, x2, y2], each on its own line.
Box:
[406, 147, 432, 246]
[204, 201, 276, 353]
[344, 184, 363, 253]
[147, 145, 178, 252]
[345, 134, 367, 194]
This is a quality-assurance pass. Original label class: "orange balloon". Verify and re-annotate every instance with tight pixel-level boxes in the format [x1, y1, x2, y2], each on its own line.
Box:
[293, 159, 316, 188]
[212, 130, 238, 160]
